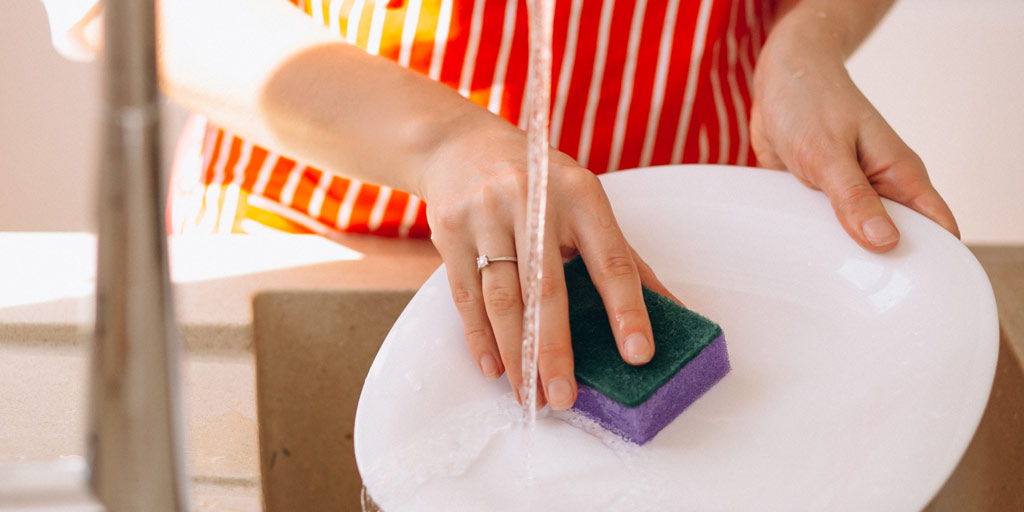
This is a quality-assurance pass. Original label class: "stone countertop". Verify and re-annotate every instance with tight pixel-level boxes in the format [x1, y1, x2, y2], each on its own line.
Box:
[0, 232, 442, 351]
[970, 246, 1024, 362]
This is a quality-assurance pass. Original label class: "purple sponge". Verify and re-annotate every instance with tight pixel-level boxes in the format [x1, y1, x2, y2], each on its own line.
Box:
[564, 257, 730, 445]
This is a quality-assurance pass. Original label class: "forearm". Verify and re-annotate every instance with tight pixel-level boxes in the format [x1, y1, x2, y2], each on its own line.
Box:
[770, 0, 895, 59]
[158, 0, 503, 197]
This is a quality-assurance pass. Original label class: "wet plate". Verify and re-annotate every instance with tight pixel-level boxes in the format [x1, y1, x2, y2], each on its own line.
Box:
[354, 165, 998, 511]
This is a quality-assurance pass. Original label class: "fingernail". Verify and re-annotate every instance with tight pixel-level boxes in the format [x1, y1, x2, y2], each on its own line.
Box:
[624, 333, 651, 365]
[479, 353, 499, 379]
[862, 216, 899, 246]
[546, 378, 574, 410]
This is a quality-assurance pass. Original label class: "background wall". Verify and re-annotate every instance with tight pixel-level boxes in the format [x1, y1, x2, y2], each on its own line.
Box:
[2, 0, 99, 232]
[1, 0, 1021, 243]
[0, 0, 186, 233]
[846, 0, 1024, 244]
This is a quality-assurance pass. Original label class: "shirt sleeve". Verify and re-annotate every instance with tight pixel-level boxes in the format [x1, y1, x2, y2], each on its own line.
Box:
[38, 0, 102, 62]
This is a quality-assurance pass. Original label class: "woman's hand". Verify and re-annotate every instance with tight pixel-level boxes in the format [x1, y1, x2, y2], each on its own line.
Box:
[159, 0, 673, 409]
[751, 6, 959, 250]
[419, 119, 677, 410]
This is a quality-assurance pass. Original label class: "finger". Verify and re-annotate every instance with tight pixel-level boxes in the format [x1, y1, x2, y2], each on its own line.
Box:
[798, 137, 901, 252]
[572, 186, 655, 366]
[873, 163, 960, 238]
[905, 188, 959, 239]
[478, 237, 524, 390]
[540, 243, 576, 411]
[519, 230, 575, 411]
[629, 245, 685, 307]
[858, 120, 961, 238]
[438, 243, 504, 383]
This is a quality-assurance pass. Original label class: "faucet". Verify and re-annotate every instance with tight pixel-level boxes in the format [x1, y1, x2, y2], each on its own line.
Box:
[89, 0, 189, 510]
[0, 2, 188, 510]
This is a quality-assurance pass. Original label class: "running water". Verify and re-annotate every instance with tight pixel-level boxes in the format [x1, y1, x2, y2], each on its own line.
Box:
[520, 0, 555, 426]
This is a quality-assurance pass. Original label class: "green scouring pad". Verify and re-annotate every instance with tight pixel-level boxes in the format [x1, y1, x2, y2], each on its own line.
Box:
[564, 256, 730, 444]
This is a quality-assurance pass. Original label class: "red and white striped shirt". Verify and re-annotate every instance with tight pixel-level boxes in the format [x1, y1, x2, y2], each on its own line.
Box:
[172, 0, 772, 237]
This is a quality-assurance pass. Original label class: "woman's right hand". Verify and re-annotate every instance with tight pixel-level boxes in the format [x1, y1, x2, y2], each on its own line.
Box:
[158, 0, 674, 402]
[417, 119, 679, 411]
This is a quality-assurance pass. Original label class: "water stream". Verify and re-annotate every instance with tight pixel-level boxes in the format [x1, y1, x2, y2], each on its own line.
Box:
[520, 0, 555, 428]
[362, 2, 556, 508]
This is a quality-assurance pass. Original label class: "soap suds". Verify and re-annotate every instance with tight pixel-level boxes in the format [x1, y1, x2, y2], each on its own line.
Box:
[362, 393, 520, 507]
[364, 395, 679, 510]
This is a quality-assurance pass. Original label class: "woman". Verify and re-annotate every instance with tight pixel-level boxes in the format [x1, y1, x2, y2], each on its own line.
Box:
[44, 0, 960, 410]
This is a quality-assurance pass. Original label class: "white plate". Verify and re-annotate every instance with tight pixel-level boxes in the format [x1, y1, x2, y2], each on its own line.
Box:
[354, 165, 998, 511]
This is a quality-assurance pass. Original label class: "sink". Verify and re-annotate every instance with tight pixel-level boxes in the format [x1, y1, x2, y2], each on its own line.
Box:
[252, 290, 416, 511]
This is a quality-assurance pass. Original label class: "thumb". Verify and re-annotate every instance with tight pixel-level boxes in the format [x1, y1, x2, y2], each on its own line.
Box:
[805, 143, 900, 252]
[858, 117, 961, 239]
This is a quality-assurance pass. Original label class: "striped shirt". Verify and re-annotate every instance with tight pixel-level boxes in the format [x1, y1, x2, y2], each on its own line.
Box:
[170, 0, 772, 237]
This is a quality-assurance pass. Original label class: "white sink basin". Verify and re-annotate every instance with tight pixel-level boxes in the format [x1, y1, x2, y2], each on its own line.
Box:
[354, 165, 998, 511]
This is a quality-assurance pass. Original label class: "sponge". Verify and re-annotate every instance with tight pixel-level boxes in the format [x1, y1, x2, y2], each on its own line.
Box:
[564, 256, 730, 445]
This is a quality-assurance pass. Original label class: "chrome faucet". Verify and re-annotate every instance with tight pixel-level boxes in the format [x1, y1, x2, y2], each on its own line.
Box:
[0, 2, 188, 510]
[88, 0, 189, 510]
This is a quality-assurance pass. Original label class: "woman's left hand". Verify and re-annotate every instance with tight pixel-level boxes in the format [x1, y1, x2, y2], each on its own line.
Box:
[751, 8, 959, 251]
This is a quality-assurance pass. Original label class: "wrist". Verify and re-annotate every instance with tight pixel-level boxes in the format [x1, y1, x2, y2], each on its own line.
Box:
[755, 9, 850, 99]
[359, 73, 513, 200]
[768, 0, 894, 60]
[415, 110, 523, 203]
[765, 7, 847, 63]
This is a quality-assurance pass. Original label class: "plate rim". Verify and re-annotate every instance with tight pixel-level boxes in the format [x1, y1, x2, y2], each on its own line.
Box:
[354, 164, 1000, 510]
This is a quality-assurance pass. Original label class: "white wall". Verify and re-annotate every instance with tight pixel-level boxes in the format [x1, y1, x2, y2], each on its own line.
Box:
[1, 0, 98, 232]
[1, 0, 1022, 243]
[847, 0, 1024, 244]
[0, 0, 186, 233]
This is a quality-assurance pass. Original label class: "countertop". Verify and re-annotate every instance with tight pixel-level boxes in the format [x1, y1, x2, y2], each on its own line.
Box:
[0, 232, 441, 351]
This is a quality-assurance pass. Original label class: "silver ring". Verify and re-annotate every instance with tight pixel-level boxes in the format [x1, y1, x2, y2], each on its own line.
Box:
[477, 254, 517, 272]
